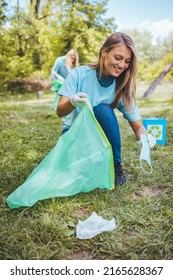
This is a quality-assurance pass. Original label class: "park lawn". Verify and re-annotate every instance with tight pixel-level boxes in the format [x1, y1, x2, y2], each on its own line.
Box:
[0, 84, 173, 260]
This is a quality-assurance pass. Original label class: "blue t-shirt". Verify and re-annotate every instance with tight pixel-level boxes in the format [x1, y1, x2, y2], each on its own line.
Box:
[52, 56, 69, 79]
[58, 66, 141, 130]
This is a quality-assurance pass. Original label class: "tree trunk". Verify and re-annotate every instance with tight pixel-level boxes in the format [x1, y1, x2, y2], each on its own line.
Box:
[142, 60, 173, 98]
[30, 0, 41, 19]
[35, 0, 41, 18]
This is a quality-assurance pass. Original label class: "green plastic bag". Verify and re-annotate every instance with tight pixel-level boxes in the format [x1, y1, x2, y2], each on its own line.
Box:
[50, 79, 63, 92]
[6, 99, 114, 209]
[50, 80, 63, 111]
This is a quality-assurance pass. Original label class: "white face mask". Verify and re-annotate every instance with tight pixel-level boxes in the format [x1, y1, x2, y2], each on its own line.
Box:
[140, 134, 153, 174]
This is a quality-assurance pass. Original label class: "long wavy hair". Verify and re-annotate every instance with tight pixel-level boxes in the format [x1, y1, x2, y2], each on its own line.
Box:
[89, 32, 138, 109]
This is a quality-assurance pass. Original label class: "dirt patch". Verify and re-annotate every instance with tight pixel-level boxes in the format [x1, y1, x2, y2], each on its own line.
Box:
[135, 185, 171, 197]
[66, 250, 103, 260]
[66, 250, 93, 260]
[73, 206, 91, 219]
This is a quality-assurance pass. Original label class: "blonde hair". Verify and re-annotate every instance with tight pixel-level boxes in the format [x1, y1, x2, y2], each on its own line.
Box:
[90, 32, 138, 108]
[65, 49, 79, 71]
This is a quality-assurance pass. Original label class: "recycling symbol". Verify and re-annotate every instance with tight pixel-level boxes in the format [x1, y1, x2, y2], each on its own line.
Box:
[148, 125, 162, 139]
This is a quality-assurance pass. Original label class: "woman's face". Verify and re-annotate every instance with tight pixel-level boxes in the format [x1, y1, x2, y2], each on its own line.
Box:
[70, 54, 76, 65]
[102, 44, 132, 77]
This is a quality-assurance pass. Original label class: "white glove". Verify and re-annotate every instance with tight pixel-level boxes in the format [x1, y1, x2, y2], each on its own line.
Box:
[70, 92, 88, 107]
[138, 133, 156, 148]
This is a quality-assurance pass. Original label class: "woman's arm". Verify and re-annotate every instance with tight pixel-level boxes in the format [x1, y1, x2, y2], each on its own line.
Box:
[52, 70, 65, 82]
[56, 93, 88, 117]
[129, 120, 147, 140]
[129, 120, 156, 148]
[56, 96, 74, 117]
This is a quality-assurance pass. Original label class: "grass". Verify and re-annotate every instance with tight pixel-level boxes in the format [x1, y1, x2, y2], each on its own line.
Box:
[0, 83, 173, 260]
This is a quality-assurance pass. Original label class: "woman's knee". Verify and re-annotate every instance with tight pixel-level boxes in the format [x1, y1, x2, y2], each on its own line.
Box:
[94, 103, 114, 116]
[93, 103, 116, 121]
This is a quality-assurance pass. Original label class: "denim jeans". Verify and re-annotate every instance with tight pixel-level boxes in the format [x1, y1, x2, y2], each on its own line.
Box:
[93, 104, 122, 164]
[62, 104, 122, 164]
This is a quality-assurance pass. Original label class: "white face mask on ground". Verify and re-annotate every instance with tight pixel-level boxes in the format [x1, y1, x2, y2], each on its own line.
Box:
[140, 134, 153, 174]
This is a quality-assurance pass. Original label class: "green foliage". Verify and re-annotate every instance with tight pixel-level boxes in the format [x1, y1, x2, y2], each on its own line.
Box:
[120, 28, 173, 82]
[125, 29, 154, 62]
[0, 1, 172, 91]
[137, 53, 173, 81]
[0, 0, 8, 26]
[51, 0, 116, 62]
[0, 0, 116, 90]
[9, 56, 34, 78]
[0, 83, 173, 260]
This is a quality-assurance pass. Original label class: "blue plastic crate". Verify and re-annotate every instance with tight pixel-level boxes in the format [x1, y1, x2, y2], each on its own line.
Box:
[143, 118, 167, 145]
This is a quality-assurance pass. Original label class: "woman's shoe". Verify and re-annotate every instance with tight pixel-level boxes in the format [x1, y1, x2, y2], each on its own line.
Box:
[114, 163, 127, 186]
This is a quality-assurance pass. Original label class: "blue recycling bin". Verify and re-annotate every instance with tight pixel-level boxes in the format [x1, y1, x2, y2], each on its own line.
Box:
[143, 118, 167, 145]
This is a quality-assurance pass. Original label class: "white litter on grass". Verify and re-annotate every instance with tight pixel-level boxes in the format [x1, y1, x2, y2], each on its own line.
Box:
[76, 212, 116, 239]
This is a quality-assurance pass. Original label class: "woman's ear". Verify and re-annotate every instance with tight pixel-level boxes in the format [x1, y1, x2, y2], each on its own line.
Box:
[101, 48, 106, 59]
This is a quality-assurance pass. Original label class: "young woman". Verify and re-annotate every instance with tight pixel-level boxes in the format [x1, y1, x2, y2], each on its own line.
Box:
[51, 49, 79, 82]
[56, 32, 154, 186]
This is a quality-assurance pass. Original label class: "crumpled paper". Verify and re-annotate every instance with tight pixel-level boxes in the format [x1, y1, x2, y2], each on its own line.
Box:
[76, 212, 116, 239]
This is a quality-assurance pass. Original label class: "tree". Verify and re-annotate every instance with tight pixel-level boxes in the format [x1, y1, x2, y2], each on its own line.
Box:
[0, 0, 8, 26]
[142, 60, 173, 98]
[121, 29, 154, 62]
[30, 0, 41, 18]
[0, 0, 116, 91]
[56, 0, 116, 62]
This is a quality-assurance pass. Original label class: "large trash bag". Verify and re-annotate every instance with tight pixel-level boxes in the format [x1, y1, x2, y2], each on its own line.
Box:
[6, 99, 114, 209]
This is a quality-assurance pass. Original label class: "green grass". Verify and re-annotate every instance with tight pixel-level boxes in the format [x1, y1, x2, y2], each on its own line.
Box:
[0, 84, 173, 260]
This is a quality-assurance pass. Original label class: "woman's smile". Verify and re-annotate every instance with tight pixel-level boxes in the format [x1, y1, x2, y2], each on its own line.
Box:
[102, 44, 132, 77]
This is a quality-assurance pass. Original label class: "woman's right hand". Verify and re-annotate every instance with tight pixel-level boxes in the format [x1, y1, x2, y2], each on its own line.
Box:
[70, 92, 88, 107]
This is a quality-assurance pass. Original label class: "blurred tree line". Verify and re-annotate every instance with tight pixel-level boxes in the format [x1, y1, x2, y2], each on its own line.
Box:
[0, 0, 172, 92]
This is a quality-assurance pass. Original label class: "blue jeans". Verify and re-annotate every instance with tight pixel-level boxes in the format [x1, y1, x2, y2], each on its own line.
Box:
[62, 104, 122, 164]
[93, 104, 122, 164]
